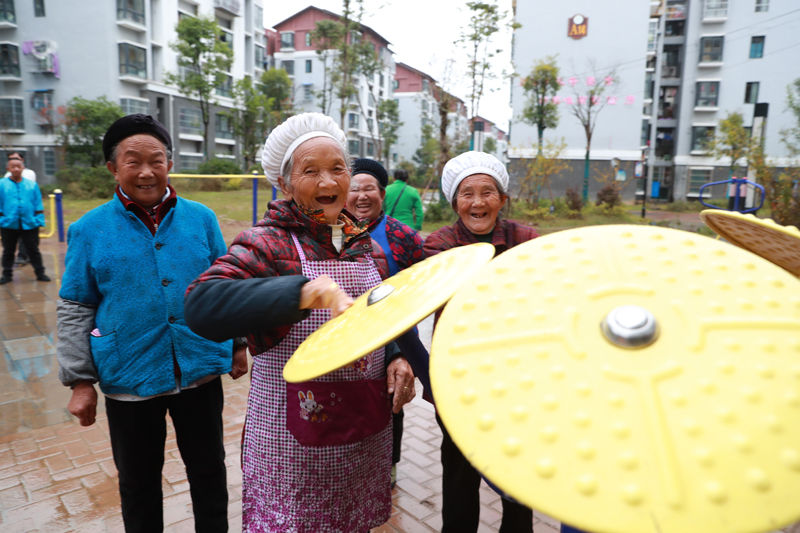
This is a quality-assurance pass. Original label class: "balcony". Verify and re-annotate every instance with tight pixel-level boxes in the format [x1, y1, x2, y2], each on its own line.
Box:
[702, 0, 728, 22]
[0, 3, 15, 28]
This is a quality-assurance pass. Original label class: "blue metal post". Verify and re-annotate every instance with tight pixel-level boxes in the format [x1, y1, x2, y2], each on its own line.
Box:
[272, 185, 277, 202]
[55, 189, 65, 243]
[252, 171, 259, 226]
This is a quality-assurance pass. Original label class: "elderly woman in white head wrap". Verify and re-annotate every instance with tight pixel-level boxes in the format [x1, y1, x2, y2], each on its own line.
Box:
[184, 113, 415, 532]
[424, 151, 539, 533]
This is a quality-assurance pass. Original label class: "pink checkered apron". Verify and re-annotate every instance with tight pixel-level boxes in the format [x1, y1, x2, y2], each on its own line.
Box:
[242, 231, 392, 533]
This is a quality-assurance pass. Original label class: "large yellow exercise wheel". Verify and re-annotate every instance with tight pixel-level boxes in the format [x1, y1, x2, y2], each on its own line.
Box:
[431, 225, 800, 533]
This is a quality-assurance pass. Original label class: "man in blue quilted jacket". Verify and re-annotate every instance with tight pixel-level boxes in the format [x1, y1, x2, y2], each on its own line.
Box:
[55, 114, 247, 533]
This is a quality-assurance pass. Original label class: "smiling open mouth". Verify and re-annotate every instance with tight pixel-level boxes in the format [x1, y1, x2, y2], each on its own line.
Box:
[356, 202, 372, 210]
[316, 195, 337, 205]
[471, 213, 488, 219]
[137, 184, 156, 190]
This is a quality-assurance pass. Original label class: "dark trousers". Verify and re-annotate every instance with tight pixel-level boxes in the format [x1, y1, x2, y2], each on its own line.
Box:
[106, 377, 228, 533]
[392, 408, 404, 464]
[0, 227, 44, 278]
[17, 239, 27, 260]
[436, 414, 533, 533]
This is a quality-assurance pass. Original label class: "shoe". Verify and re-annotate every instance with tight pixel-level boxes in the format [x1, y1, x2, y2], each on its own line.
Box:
[0, 277, 11, 285]
[36, 274, 51, 282]
[14, 257, 29, 266]
[390, 464, 397, 489]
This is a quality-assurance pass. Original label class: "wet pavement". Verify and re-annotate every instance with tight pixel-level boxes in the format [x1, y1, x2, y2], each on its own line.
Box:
[0, 233, 796, 533]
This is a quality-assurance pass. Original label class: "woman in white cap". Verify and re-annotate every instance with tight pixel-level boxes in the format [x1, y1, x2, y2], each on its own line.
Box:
[184, 113, 416, 532]
[425, 151, 539, 532]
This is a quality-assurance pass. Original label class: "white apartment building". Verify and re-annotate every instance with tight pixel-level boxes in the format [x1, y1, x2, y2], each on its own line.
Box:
[391, 62, 440, 170]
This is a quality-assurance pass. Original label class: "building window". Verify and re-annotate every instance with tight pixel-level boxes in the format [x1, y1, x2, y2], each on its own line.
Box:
[348, 140, 359, 154]
[0, 98, 23, 130]
[750, 36, 765, 58]
[644, 71, 654, 100]
[647, 19, 658, 52]
[282, 60, 294, 76]
[280, 32, 295, 49]
[31, 90, 53, 124]
[348, 113, 359, 129]
[305, 59, 312, 73]
[422, 79, 429, 93]
[393, 79, 399, 90]
[179, 107, 203, 134]
[703, 0, 728, 18]
[216, 74, 233, 97]
[178, 0, 197, 17]
[695, 81, 720, 107]
[699, 36, 724, 63]
[120, 97, 149, 115]
[755, 0, 768, 12]
[254, 3, 263, 29]
[367, 118, 374, 131]
[255, 45, 265, 69]
[367, 142, 374, 157]
[216, 113, 234, 139]
[691, 126, 715, 152]
[303, 85, 313, 102]
[350, 31, 361, 44]
[305, 32, 311, 47]
[0, 43, 20, 77]
[118, 43, 147, 78]
[180, 154, 203, 171]
[745, 82, 759, 104]
[689, 168, 713, 195]
[379, 73, 385, 87]
[0, 0, 15, 23]
[43, 149, 56, 176]
[117, 0, 145, 25]
[34, 0, 45, 17]
[392, 153, 397, 162]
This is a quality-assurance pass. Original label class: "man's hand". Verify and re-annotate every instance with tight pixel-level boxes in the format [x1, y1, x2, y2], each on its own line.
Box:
[68, 382, 98, 427]
[229, 345, 249, 380]
[386, 357, 415, 414]
[299, 275, 354, 318]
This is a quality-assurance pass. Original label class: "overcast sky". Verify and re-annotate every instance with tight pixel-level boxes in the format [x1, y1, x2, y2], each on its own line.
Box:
[264, 0, 517, 130]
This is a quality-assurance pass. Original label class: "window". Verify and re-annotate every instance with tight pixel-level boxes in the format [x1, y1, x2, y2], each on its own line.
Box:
[179, 107, 202, 134]
[216, 74, 233, 97]
[641, 119, 651, 146]
[699, 36, 724, 63]
[254, 3, 263, 29]
[348, 140, 359, 154]
[691, 126, 715, 152]
[348, 113, 359, 129]
[281, 60, 294, 75]
[695, 81, 719, 107]
[703, 0, 728, 18]
[117, 0, 144, 24]
[215, 113, 233, 139]
[0, 0, 14, 23]
[280, 32, 294, 49]
[118, 43, 147, 78]
[392, 153, 397, 162]
[34, 0, 44, 17]
[745, 82, 759, 104]
[422, 100, 429, 113]
[43, 149, 55, 176]
[303, 85, 312, 102]
[644, 71, 654, 100]
[305, 59, 312, 73]
[255, 45, 265, 69]
[393, 80, 399, 90]
[350, 31, 361, 44]
[755, 0, 768, 12]
[305, 32, 311, 47]
[178, 0, 196, 16]
[423, 79, 429, 93]
[180, 154, 203, 171]
[120, 97, 149, 115]
[31, 90, 53, 124]
[367, 118, 374, 131]
[0, 98, 23, 129]
[647, 19, 658, 52]
[0, 43, 20, 77]
[380, 73, 385, 87]
[367, 142, 374, 157]
[689, 168, 712, 195]
[750, 36, 765, 58]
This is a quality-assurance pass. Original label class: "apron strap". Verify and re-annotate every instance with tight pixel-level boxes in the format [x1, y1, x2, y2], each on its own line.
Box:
[289, 231, 307, 262]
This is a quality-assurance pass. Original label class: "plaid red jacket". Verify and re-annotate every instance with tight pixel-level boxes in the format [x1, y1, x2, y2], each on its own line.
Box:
[423, 218, 539, 258]
[367, 213, 426, 270]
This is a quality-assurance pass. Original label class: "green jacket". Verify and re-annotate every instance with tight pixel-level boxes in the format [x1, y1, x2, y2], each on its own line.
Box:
[383, 181, 424, 231]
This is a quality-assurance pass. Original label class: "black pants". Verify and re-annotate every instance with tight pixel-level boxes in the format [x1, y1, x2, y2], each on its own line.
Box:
[436, 414, 533, 533]
[17, 239, 27, 260]
[392, 408, 404, 464]
[106, 377, 228, 533]
[1, 227, 44, 278]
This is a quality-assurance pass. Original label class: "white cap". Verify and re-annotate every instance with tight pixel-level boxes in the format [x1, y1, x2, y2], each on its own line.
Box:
[261, 113, 348, 187]
[441, 151, 509, 203]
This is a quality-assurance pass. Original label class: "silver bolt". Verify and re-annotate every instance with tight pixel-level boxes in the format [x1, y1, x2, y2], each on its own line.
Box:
[601, 305, 659, 348]
[367, 284, 395, 306]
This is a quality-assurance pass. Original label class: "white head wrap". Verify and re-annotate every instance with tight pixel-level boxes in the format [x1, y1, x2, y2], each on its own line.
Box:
[441, 151, 510, 203]
[261, 113, 349, 187]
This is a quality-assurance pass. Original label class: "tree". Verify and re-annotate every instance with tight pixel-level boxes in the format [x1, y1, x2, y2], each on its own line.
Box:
[412, 123, 440, 187]
[310, 19, 345, 115]
[166, 14, 233, 162]
[519, 138, 570, 205]
[377, 99, 402, 165]
[58, 96, 125, 167]
[769, 78, 800, 226]
[521, 56, 562, 155]
[332, 0, 364, 130]
[261, 68, 295, 132]
[225, 76, 267, 171]
[706, 112, 753, 180]
[568, 68, 617, 201]
[483, 136, 497, 154]
[780, 78, 800, 157]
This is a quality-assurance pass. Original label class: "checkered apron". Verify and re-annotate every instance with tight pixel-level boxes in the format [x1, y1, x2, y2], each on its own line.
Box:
[242, 232, 392, 533]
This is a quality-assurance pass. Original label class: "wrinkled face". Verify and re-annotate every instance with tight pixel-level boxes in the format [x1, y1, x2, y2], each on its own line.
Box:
[6, 159, 23, 181]
[454, 174, 507, 235]
[281, 137, 350, 224]
[347, 173, 385, 222]
[106, 134, 172, 209]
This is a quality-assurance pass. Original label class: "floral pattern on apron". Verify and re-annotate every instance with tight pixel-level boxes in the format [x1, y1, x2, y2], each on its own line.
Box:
[242, 231, 392, 533]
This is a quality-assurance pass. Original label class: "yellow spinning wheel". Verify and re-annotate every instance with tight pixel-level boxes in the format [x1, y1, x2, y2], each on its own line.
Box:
[283, 243, 495, 383]
[431, 225, 800, 533]
[701, 210, 800, 277]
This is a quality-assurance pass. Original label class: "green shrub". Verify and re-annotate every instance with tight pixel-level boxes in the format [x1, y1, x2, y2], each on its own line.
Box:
[565, 186, 583, 213]
[424, 201, 454, 223]
[56, 166, 116, 199]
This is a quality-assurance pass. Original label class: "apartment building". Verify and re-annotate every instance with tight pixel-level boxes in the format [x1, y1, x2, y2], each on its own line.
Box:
[391, 62, 440, 169]
[271, 6, 395, 161]
[0, 0, 266, 181]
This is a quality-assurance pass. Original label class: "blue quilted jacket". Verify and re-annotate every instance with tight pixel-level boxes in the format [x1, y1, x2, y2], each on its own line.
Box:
[59, 196, 232, 396]
[0, 177, 45, 229]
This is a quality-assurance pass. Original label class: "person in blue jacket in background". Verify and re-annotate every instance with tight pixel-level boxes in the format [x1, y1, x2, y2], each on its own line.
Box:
[55, 114, 247, 533]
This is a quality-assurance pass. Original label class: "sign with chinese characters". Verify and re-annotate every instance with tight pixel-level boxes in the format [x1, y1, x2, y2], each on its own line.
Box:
[568, 15, 588, 39]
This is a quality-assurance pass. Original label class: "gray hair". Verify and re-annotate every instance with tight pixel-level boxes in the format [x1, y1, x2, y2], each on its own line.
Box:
[109, 134, 173, 164]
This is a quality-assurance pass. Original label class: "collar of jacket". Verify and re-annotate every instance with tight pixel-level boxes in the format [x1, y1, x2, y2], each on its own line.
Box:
[454, 217, 509, 251]
[366, 211, 386, 232]
[115, 185, 177, 235]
